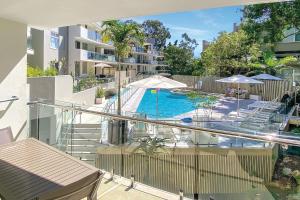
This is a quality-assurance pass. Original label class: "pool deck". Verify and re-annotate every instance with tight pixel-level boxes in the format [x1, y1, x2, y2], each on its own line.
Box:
[122, 88, 146, 112]
[174, 97, 256, 120]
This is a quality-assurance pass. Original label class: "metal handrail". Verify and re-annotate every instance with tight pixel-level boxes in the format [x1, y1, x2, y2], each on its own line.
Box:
[31, 101, 300, 147]
[0, 96, 19, 103]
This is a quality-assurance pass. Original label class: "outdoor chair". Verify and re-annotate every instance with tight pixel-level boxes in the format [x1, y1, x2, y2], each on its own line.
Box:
[0, 126, 13, 145]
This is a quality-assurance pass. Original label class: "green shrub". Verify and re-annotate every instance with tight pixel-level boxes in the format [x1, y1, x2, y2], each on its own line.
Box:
[291, 127, 300, 135]
[96, 87, 105, 98]
[73, 78, 104, 92]
[27, 66, 58, 77]
[44, 67, 58, 76]
[27, 66, 44, 77]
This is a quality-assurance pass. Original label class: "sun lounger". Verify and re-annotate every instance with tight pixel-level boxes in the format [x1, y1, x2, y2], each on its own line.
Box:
[248, 101, 282, 111]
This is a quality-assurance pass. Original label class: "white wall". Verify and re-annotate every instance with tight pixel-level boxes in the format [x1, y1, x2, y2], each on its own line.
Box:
[68, 26, 79, 76]
[0, 18, 28, 141]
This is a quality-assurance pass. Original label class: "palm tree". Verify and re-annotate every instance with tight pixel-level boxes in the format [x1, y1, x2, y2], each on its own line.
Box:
[101, 20, 144, 116]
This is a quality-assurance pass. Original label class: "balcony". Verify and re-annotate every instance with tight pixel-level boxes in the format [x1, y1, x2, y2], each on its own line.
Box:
[122, 57, 136, 64]
[23, 99, 300, 199]
[71, 25, 102, 44]
[80, 49, 116, 62]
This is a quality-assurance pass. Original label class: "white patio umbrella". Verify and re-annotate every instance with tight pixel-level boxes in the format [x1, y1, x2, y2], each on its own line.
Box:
[216, 75, 263, 116]
[95, 63, 113, 68]
[251, 73, 282, 81]
[128, 75, 187, 118]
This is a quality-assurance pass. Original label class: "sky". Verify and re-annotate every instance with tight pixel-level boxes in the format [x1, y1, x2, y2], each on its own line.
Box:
[126, 6, 243, 57]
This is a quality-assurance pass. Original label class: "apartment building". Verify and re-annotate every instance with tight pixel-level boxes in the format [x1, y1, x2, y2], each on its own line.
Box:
[27, 24, 167, 79]
[68, 24, 166, 78]
[275, 28, 300, 58]
[27, 27, 69, 73]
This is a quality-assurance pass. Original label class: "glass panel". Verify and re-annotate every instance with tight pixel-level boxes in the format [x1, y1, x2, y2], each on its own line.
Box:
[31, 102, 300, 199]
[295, 32, 300, 42]
[50, 31, 59, 49]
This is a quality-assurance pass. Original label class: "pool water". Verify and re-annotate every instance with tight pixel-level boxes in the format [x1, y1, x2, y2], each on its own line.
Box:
[136, 89, 204, 119]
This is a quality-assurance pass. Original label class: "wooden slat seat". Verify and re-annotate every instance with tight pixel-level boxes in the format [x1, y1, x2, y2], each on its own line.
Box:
[0, 138, 102, 200]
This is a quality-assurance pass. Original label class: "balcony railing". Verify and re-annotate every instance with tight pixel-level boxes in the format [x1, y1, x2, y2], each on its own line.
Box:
[122, 57, 136, 64]
[81, 50, 116, 62]
[27, 98, 300, 199]
[87, 29, 101, 43]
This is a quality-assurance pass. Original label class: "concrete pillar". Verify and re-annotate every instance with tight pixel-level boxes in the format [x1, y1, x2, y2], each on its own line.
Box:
[0, 18, 28, 141]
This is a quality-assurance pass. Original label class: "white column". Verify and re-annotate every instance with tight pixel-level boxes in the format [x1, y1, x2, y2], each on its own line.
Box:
[0, 18, 28, 141]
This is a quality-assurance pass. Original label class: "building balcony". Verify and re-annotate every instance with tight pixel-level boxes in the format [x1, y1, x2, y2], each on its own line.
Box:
[122, 57, 136, 64]
[70, 25, 102, 44]
[79, 49, 116, 62]
[20, 98, 300, 199]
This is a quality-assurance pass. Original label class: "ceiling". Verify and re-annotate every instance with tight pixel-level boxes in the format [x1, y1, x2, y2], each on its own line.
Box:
[0, 0, 283, 27]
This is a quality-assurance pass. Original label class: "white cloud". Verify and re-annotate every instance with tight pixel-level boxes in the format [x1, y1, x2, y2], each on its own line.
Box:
[194, 13, 219, 28]
[168, 25, 208, 37]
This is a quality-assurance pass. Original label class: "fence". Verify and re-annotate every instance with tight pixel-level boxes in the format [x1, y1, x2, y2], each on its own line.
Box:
[172, 75, 295, 101]
[103, 87, 139, 113]
[96, 146, 276, 197]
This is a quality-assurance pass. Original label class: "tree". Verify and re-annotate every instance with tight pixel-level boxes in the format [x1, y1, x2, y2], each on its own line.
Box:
[164, 33, 200, 75]
[142, 20, 171, 50]
[179, 33, 198, 51]
[242, 0, 300, 45]
[201, 30, 261, 76]
[187, 91, 202, 116]
[101, 20, 144, 116]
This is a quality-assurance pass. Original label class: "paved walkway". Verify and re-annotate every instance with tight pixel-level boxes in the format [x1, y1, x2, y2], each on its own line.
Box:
[97, 180, 164, 200]
[174, 97, 256, 120]
[122, 88, 146, 113]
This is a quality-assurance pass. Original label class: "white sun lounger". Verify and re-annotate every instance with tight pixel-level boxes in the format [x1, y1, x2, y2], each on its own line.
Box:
[248, 101, 282, 111]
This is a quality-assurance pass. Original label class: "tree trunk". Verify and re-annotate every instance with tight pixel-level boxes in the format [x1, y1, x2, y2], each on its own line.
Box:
[117, 56, 122, 115]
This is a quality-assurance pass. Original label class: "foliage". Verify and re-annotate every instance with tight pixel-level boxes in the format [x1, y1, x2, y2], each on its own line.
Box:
[187, 91, 202, 115]
[96, 87, 105, 98]
[164, 33, 200, 75]
[73, 78, 104, 92]
[101, 20, 145, 62]
[201, 30, 261, 76]
[87, 66, 95, 77]
[199, 95, 218, 109]
[132, 137, 167, 156]
[242, 0, 300, 46]
[44, 67, 58, 76]
[187, 91, 200, 103]
[27, 66, 58, 77]
[142, 20, 171, 50]
[290, 127, 300, 135]
[191, 59, 205, 76]
[27, 66, 44, 77]
[259, 53, 299, 75]
[178, 33, 198, 51]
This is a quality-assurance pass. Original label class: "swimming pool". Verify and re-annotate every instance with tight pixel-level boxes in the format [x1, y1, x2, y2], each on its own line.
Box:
[136, 89, 204, 119]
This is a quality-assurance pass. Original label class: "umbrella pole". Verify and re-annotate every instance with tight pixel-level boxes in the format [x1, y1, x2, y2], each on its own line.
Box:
[237, 82, 240, 117]
[156, 89, 159, 119]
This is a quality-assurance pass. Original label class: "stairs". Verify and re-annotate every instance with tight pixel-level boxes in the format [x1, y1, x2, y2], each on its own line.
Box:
[65, 123, 102, 166]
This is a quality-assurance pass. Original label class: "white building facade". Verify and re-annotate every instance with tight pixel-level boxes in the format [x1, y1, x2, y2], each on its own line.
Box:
[67, 24, 167, 78]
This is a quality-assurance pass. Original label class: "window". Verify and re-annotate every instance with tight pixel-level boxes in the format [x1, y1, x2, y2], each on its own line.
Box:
[296, 33, 300, 42]
[50, 31, 59, 49]
[75, 41, 80, 49]
[82, 62, 88, 74]
[82, 43, 88, 50]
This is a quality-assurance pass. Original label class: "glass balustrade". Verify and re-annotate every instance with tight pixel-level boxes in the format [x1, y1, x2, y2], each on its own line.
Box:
[28, 100, 300, 199]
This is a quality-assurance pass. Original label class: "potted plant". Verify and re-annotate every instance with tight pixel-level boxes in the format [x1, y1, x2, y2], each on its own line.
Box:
[95, 87, 105, 104]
